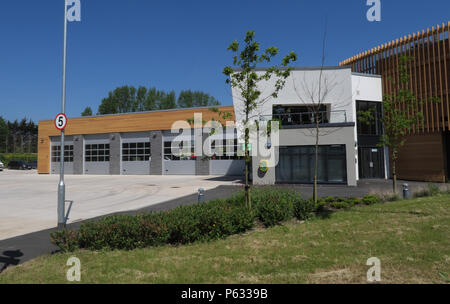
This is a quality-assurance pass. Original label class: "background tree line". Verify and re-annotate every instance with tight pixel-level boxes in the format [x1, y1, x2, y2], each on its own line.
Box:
[0, 117, 38, 154]
[81, 86, 221, 116]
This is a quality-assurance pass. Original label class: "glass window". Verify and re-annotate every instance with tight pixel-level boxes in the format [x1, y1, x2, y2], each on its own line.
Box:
[51, 145, 74, 163]
[276, 145, 347, 184]
[357, 101, 383, 136]
[122, 141, 151, 162]
[272, 105, 329, 126]
[85, 143, 110, 162]
[164, 140, 194, 161]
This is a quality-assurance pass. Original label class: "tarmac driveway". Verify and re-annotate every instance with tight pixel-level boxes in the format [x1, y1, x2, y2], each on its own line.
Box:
[0, 170, 242, 241]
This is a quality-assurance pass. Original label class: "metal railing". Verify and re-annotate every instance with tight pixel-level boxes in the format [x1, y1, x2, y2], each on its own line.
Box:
[259, 110, 348, 127]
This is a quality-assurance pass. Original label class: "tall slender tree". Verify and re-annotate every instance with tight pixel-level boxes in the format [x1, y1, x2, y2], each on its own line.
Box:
[223, 30, 297, 209]
[359, 56, 438, 194]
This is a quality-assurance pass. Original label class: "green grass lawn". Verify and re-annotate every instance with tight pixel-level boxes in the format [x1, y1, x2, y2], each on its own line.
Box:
[1, 194, 449, 284]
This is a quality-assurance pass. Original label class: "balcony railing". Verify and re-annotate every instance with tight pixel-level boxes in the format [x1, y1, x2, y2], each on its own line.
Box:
[259, 110, 348, 127]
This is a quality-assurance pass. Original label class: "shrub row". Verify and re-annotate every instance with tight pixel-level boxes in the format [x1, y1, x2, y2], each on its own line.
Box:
[316, 194, 381, 210]
[52, 197, 255, 252]
[50, 189, 387, 252]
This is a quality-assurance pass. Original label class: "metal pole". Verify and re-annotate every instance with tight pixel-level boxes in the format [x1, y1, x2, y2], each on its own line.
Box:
[58, 0, 68, 229]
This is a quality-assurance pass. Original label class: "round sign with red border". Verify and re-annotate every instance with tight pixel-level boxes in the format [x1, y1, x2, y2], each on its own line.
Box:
[54, 113, 68, 131]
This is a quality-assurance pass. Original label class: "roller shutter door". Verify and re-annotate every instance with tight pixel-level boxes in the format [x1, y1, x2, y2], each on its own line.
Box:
[50, 136, 74, 174]
[84, 134, 110, 175]
[121, 132, 151, 175]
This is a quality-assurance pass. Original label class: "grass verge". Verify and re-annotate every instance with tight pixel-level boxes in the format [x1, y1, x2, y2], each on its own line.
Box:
[1, 194, 449, 284]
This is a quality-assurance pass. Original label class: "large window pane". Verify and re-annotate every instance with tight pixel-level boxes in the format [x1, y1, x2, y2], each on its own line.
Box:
[276, 145, 346, 184]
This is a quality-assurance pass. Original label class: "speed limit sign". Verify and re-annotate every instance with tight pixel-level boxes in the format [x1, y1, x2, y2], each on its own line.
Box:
[54, 113, 68, 131]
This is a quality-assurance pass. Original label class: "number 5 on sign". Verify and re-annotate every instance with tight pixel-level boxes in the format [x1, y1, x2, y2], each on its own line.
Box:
[54, 113, 68, 131]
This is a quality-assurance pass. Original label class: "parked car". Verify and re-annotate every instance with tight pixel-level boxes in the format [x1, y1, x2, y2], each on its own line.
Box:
[0, 161, 4, 171]
[8, 161, 32, 170]
[26, 161, 37, 169]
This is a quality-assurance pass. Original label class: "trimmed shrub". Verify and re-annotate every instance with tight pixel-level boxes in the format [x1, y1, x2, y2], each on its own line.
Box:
[252, 188, 296, 227]
[362, 194, 380, 205]
[315, 198, 327, 212]
[293, 198, 316, 220]
[51, 196, 255, 252]
[50, 230, 79, 252]
[78, 213, 169, 250]
[347, 198, 361, 206]
[330, 201, 350, 209]
[325, 196, 335, 203]
[164, 200, 254, 244]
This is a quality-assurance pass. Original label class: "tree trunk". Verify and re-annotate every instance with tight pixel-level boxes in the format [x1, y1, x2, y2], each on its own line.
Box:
[392, 159, 397, 194]
[244, 115, 251, 210]
[313, 121, 319, 203]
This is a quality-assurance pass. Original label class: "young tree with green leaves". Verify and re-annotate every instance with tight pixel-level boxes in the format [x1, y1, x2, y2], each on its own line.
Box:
[223, 30, 297, 209]
[359, 56, 438, 194]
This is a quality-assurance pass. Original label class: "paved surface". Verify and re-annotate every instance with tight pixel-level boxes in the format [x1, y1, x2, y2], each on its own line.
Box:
[0, 170, 243, 241]
[0, 185, 243, 273]
[0, 170, 446, 273]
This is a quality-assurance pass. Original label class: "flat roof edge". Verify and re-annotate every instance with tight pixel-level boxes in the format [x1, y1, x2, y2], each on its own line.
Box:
[38, 105, 234, 123]
[232, 66, 351, 72]
[351, 72, 382, 78]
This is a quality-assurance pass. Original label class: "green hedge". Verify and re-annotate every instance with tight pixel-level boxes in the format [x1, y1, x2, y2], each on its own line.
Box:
[52, 192, 256, 252]
[253, 188, 296, 227]
[50, 189, 392, 253]
[0, 153, 37, 167]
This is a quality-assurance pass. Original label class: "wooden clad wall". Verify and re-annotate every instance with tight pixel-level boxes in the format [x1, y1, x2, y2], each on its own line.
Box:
[340, 21, 450, 133]
[38, 106, 235, 174]
[396, 132, 446, 182]
[340, 22, 450, 182]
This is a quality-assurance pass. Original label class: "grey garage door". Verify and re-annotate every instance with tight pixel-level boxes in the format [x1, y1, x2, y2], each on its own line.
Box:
[84, 134, 110, 175]
[163, 130, 196, 175]
[210, 160, 245, 176]
[121, 132, 151, 175]
[50, 136, 74, 175]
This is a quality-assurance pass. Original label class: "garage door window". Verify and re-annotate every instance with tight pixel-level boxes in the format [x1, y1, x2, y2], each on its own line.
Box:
[52, 145, 74, 162]
[164, 140, 195, 160]
[122, 142, 151, 161]
[85, 144, 110, 162]
[210, 139, 242, 160]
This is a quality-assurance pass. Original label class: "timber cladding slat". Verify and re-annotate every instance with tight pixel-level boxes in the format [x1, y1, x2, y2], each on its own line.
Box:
[38, 106, 235, 174]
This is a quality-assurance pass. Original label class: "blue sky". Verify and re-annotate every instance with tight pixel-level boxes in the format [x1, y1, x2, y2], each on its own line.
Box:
[0, 0, 449, 122]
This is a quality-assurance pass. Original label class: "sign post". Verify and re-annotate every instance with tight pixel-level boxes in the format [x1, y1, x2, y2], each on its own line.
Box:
[57, 0, 69, 229]
[56, 0, 81, 229]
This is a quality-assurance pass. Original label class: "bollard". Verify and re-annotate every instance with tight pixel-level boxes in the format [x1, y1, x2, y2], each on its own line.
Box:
[198, 188, 205, 203]
[403, 184, 410, 199]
